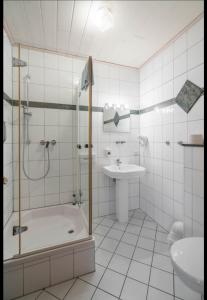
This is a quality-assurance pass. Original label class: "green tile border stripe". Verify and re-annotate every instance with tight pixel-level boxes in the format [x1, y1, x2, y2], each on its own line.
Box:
[3, 91, 204, 115]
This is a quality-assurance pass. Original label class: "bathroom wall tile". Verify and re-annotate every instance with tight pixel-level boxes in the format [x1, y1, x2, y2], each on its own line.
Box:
[173, 32, 187, 58]
[74, 247, 95, 277]
[187, 40, 204, 70]
[24, 258, 50, 294]
[50, 252, 73, 285]
[174, 52, 187, 77]
[187, 17, 204, 48]
[4, 265, 23, 300]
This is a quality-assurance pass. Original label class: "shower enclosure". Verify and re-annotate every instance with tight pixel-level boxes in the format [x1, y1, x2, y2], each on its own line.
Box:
[3, 44, 94, 298]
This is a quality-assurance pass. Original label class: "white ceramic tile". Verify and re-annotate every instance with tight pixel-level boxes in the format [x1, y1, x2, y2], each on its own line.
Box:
[80, 264, 105, 286]
[95, 225, 110, 236]
[100, 237, 119, 253]
[174, 52, 187, 77]
[147, 286, 174, 300]
[152, 253, 173, 273]
[154, 241, 170, 256]
[126, 224, 141, 235]
[187, 40, 204, 70]
[95, 248, 113, 267]
[98, 269, 125, 298]
[74, 247, 95, 277]
[128, 260, 150, 284]
[108, 254, 131, 275]
[174, 32, 187, 58]
[140, 228, 156, 240]
[24, 259, 50, 294]
[107, 228, 123, 240]
[138, 237, 155, 251]
[92, 288, 117, 300]
[121, 232, 138, 246]
[65, 279, 96, 300]
[121, 277, 148, 300]
[37, 292, 57, 300]
[133, 247, 153, 265]
[187, 17, 204, 48]
[46, 279, 75, 299]
[115, 242, 135, 259]
[149, 267, 173, 295]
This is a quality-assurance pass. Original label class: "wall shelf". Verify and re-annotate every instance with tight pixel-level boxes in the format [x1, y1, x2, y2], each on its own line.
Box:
[180, 143, 204, 147]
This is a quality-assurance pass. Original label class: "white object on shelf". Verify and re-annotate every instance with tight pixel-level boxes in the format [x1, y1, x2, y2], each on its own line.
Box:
[189, 134, 203, 144]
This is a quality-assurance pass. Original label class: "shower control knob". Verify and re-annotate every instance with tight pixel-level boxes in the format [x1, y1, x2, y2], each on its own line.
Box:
[40, 140, 46, 146]
[51, 140, 56, 145]
[77, 144, 82, 149]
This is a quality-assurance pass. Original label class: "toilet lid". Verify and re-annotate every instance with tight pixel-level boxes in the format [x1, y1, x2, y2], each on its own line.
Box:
[171, 237, 204, 283]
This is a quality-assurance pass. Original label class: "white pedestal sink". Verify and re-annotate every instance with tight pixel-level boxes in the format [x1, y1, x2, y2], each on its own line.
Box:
[103, 164, 146, 222]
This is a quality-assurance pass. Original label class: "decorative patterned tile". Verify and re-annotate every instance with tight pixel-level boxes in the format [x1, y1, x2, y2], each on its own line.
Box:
[175, 80, 203, 113]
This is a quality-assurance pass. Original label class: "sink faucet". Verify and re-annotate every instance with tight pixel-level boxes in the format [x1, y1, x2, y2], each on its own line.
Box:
[116, 158, 122, 166]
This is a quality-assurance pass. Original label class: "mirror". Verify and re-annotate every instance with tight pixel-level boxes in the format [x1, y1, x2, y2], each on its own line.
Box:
[103, 104, 130, 132]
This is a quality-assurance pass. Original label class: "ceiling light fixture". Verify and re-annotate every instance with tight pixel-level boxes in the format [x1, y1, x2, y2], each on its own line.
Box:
[93, 7, 113, 32]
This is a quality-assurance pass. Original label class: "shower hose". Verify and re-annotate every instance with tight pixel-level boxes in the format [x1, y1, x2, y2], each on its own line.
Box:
[22, 113, 50, 181]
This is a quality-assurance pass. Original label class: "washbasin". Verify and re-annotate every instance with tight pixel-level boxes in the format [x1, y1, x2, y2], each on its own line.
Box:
[103, 164, 146, 180]
[103, 163, 146, 222]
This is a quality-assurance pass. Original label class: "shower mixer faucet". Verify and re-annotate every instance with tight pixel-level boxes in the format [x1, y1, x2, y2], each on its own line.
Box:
[40, 140, 56, 147]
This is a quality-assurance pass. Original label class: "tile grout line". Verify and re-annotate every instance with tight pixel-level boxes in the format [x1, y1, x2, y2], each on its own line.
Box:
[117, 212, 147, 299]
[145, 221, 158, 300]
[91, 210, 139, 299]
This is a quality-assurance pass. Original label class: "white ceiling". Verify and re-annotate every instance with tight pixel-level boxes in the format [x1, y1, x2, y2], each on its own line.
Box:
[4, 0, 204, 68]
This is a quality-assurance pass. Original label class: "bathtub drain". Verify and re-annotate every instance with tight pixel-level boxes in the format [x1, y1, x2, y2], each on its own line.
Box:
[68, 230, 74, 234]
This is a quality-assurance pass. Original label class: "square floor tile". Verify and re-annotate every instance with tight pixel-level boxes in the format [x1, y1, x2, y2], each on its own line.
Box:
[126, 224, 141, 235]
[101, 218, 114, 228]
[107, 228, 123, 240]
[143, 221, 157, 230]
[96, 249, 113, 267]
[93, 217, 104, 224]
[157, 225, 168, 233]
[152, 253, 173, 273]
[46, 279, 75, 299]
[92, 288, 118, 300]
[156, 232, 168, 243]
[129, 218, 144, 227]
[120, 277, 148, 300]
[65, 279, 95, 300]
[138, 237, 155, 251]
[140, 228, 156, 240]
[95, 225, 110, 236]
[121, 232, 138, 246]
[154, 241, 170, 256]
[80, 264, 105, 286]
[94, 233, 105, 248]
[38, 292, 57, 300]
[98, 269, 125, 298]
[100, 237, 119, 252]
[108, 254, 131, 275]
[128, 260, 150, 284]
[147, 286, 174, 300]
[174, 276, 202, 300]
[112, 222, 128, 231]
[133, 247, 153, 265]
[115, 242, 135, 259]
[149, 267, 173, 295]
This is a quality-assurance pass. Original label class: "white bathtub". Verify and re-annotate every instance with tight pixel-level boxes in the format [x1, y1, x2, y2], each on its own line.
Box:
[4, 204, 88, 260]
[4, 204, 95, 300]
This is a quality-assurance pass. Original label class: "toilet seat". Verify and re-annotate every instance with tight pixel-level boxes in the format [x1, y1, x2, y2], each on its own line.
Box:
[170, 237, 204, 294]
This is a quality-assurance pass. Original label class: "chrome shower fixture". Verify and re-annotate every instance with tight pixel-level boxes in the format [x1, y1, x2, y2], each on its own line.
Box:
[138, 136, 148, 146]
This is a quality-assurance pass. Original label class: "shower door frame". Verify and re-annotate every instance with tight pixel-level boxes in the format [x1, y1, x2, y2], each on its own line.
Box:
[10, 48, 93, 260]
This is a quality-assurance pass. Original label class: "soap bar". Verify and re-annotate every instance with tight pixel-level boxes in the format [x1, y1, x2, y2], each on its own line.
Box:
[189, 134, 203, 144]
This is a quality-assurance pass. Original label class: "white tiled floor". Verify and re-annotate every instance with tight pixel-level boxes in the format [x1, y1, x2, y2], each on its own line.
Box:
[15, 209, 202, 300]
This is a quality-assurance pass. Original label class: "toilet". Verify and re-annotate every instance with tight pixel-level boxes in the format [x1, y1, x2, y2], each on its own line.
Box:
[170, 237, 204, 295]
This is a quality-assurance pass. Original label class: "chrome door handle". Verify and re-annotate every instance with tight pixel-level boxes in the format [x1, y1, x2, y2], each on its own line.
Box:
[3, 176, 8, 185]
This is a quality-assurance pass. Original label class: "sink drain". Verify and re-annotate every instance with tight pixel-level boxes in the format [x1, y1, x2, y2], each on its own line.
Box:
[68, 229, 74, 234]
